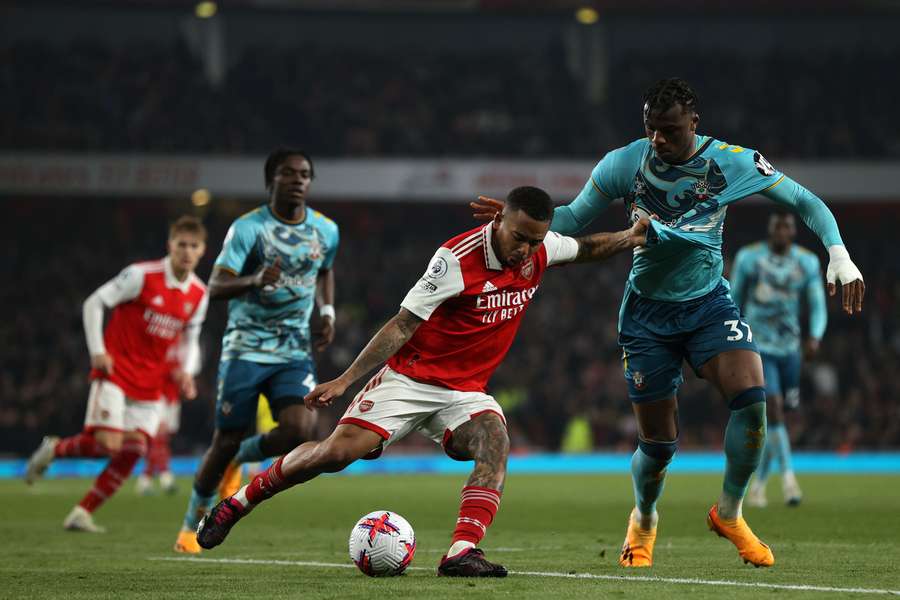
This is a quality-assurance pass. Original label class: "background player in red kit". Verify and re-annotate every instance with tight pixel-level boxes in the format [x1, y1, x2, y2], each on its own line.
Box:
[25, 216, 209, 533]
[196, 187, 648, 576]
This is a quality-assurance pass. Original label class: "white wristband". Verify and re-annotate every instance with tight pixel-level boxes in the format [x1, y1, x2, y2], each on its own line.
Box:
[319, 304, 336, 321]
[827, 244, 850, 262]
[825, 244, 863, 286]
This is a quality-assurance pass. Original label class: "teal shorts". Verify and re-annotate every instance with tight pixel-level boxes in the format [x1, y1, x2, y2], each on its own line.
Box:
[619, 284, 758, 402]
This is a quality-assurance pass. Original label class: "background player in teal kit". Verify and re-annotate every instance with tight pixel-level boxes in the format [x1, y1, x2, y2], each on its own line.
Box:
[473, 78, 865, 568]
[174, 148, 339, 553]
[731, 211, 827, 508]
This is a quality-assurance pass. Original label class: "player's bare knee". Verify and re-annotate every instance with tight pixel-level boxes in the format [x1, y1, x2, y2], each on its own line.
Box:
[633, 395, 679, 442]
[95, 431, 123, 454]
[313, 440, 357, 473]
[470, 417, 510, 467]
[275, 404, 316, 441]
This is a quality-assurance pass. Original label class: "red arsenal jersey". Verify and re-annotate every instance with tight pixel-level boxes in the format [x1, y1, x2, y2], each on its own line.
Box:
[388, 224, 578, 392]
[89, 259, 208, 400]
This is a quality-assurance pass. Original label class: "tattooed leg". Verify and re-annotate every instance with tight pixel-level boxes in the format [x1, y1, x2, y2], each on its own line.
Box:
[447, 413, 510, 490]
[442, 412, 510, 562]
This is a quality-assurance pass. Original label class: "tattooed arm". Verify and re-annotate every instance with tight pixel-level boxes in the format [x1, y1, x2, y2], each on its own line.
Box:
[304, 308, 423, 408]
[572, 217, 649, 263]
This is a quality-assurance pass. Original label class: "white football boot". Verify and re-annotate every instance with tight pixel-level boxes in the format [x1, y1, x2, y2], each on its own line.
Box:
[25, 436, 58, 485]
[63, 506, 107, 533]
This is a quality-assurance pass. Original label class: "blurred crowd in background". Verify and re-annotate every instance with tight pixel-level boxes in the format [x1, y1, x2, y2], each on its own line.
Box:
[2, 198, 898, 456]
[1, 39, 896, 158]
[2, 6, 898, 457]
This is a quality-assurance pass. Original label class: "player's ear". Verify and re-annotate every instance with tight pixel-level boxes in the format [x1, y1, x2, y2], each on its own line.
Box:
[493, 209, 504, 228]
[691, 112, 699, 131]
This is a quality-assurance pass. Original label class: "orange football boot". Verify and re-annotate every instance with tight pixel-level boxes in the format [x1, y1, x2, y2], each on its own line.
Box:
[174, 528, 201, 554]
[707, 504, 775, 567]
[618, 508, 657, 567]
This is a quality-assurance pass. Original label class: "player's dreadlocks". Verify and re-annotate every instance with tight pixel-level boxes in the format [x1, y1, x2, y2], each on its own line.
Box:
[264, 147, 315, 190]
[642, 78, 698, 115]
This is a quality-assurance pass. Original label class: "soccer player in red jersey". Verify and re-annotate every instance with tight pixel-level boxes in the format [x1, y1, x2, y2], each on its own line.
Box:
[197, 186, 648, 576]
[25, 216, 209, 533]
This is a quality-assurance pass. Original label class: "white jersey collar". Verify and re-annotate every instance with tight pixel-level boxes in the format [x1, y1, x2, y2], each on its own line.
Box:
[482, 224, 504, 271]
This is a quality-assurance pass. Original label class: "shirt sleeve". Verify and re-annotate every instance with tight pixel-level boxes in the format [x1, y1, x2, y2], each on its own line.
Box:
[399, 247, 465, 320]
[84, 265, 145, 355]
[180, 291, 208, 375]
[214, 220, 255, 275]
[729, 249, 751, 309]
[543, 231, 580, 266]
[805, 254, 828, 340]
[551, 143, 639, 235]
[762, 176, 844, 248]
[96, 264, 145, 307]
[321, 220, 339, 270]
[718, 146, 787, 200]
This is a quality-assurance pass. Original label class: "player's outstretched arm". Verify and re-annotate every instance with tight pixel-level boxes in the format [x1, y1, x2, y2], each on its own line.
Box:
[208, 259, 281, 301]
[571, 217, 649, 263]
[314, 267, 336, 352]
[762, 177, 864, 314]
[304, 308, 423, 409]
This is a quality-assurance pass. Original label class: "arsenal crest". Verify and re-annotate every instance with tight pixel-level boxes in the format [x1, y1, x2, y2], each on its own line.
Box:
[520, 259, 534, 280]
[359, 399, 374, 413]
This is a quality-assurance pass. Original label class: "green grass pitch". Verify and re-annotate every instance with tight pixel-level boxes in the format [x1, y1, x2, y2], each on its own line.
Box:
[2, 473, 899, 598]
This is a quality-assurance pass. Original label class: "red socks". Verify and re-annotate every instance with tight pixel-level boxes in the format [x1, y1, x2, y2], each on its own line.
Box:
[54, 433, 107, 458]
[450, 486, 501, 546]
[78, 436, 147, 513]
[144, 428, 171, 476]
[244, 457, 288, 505]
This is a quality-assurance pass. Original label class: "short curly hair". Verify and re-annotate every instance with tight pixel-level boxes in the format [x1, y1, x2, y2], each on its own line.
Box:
[264, 147, 315, 189]
[506, 186, 554, 222]
[642, 78, 698, 115]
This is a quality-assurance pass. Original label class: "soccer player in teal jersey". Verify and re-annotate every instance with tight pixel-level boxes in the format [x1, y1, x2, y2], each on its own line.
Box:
[473, 78, 865, 568]
[174, 148, 340, 553]
[731, 211, 827, 508]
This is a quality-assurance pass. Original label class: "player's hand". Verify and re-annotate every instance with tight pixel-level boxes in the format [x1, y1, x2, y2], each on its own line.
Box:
[172, 369, 198, 400]
[628, 217, 651, 248]
[91, 353, 114, 375]
[803, 338, 820, 360]
[470, 196, 504, 222]
[253, 256, 282, 288]
[304, 377, 349, 410]
[314, 317, 335, 353]
[825, 247, 864, 315]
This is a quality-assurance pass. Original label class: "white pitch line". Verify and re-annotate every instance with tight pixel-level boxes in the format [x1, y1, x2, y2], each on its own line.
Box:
[149, 556, 900, 595]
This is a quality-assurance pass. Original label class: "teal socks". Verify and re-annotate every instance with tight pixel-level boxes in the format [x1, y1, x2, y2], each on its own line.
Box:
[182, 487, 215, 531]
[234, 434, 266, 465]
[631, 442, 676, 517]
[723, 399, 767, 501]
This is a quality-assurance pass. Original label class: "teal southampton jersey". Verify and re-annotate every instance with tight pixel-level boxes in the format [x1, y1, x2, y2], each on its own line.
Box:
[730, 242, 827, 356]
[552, 136, 788, 302]
[214, 204, 339, 364]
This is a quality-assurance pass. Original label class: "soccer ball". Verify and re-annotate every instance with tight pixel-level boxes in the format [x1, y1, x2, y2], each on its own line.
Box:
[348, 510, 416, 577]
